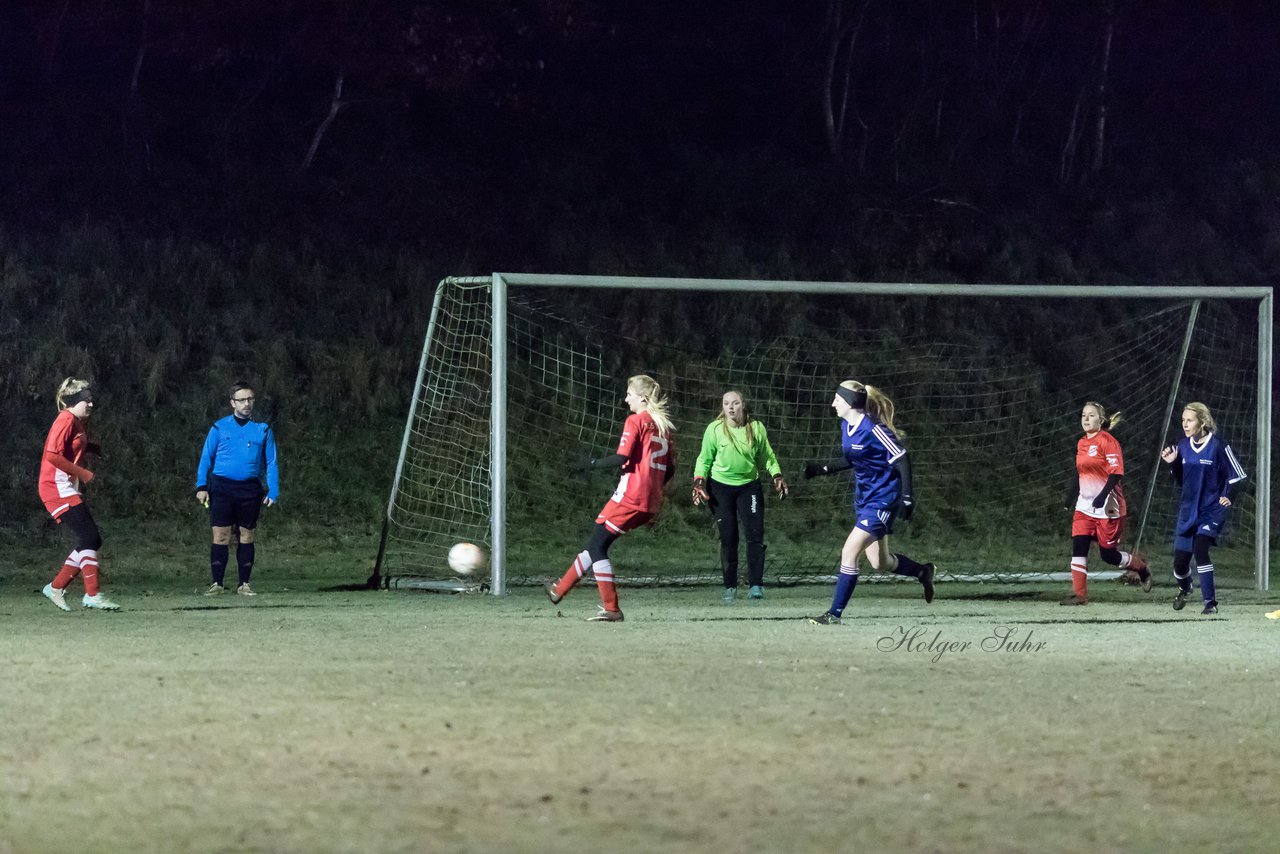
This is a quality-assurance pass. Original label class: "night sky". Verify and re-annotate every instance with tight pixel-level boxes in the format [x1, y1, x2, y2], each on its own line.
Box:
[2, 0, 1277, 277]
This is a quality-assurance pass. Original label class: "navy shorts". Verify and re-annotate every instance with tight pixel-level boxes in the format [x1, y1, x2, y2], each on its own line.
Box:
[1174, 506, 1229, 552]
[209, 475, 263, 529]
[853, 503, 896, 538]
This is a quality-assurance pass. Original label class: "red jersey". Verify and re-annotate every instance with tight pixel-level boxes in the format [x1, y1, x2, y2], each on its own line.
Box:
[38, 410, 89, 505]
[608, 411, 673, 514]
[1075, 429, 1125, 519]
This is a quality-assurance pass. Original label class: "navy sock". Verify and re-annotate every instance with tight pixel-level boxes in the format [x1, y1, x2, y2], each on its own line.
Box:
[1197, 564, 1216, 603]
[210, 544, 229, 585]
[892, 553, 922, 578]
[829, 565, 859, 617]
[237, 543, 256, 585]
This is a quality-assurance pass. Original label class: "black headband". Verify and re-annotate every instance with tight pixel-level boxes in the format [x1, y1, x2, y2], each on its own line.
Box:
[62, 388, 93, 407]
[836, 386, 867, 409]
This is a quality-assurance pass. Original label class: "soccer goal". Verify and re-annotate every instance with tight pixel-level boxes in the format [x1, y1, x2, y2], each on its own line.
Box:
[374, 275, 1272, 596]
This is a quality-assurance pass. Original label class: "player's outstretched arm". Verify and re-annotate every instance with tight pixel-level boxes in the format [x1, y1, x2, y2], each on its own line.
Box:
[803, 458, 852, 479]
[573, 453, 627, 471]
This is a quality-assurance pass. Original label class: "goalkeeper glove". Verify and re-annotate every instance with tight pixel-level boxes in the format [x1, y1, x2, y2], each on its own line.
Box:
[773, 474, 789, 499]
[692, 476, 710, 506]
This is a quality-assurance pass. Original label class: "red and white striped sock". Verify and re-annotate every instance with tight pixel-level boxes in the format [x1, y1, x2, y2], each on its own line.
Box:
[593, 559, 618, 612]
[52, 551, 82, 589]
[1070, 557, 1088, 598]
[79, 550, 100, 596]
[552, 550, 591, 599]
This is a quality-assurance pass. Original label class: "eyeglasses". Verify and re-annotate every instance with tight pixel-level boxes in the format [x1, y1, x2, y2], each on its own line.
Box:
[231, 397, 255, 404]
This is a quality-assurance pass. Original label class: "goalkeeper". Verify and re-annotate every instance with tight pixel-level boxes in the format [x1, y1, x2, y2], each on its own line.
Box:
[691, 390, 788, 603]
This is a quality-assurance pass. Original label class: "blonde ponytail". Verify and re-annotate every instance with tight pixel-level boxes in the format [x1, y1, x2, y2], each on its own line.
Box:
[628, 374, 674, 438]
[1084, 400, 1123, 432]
[839, 379, 902, 436]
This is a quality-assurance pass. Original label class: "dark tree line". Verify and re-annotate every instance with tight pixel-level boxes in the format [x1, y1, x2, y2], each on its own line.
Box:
[2, 1, 1275, 220]
[0, 2, 1276, 530]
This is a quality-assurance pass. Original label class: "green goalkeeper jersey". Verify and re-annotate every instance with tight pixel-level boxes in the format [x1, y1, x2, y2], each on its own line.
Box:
[693, 420, 782, 486]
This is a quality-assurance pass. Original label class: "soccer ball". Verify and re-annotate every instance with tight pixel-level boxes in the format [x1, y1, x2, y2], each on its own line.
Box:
[447, 542, 486, 575]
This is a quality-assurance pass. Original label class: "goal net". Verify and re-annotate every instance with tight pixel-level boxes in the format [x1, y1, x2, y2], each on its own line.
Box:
[375, 275, 1272, 595]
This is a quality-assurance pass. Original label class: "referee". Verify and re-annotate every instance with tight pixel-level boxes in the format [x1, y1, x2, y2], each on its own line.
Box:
[195, 382, 280, 596]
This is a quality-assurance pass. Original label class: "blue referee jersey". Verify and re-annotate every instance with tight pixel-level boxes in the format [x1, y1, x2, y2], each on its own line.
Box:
[1171, 433, 1246, 536]
[196, 415, 280, 502]
[841, 416, 906, 508]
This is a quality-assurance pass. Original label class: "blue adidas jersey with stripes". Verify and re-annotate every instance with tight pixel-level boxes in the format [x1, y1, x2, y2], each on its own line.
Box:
[840, 416, 906, 508]
[1173, 433, 1246, 535]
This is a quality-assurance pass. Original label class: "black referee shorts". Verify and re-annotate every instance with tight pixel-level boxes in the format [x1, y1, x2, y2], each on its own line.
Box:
[209, 475, 264, 530]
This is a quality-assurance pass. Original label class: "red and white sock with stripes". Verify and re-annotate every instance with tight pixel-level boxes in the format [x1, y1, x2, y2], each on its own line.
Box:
[593, 559, 618, 612]
[79, 549, 101, 596]
[551, 550, 591, 599]
[52, 551, 82, 589]
[1070, 557, 1088, 598]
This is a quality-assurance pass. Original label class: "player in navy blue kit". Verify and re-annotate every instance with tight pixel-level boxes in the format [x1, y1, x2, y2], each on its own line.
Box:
[1159, 402, 1247, 615]
[195, 382, 280, 596]
[803, 380, 935, 624]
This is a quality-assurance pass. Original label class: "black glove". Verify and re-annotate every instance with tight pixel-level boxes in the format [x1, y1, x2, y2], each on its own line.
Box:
[572, 456, 596, 471]
[1091, 494, 1106, 509]
[803, 463, 825, 479]
[899, 494, 915, 521]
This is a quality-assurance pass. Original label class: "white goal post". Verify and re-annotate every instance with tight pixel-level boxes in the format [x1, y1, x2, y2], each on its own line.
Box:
[376, 274, 1271, 597]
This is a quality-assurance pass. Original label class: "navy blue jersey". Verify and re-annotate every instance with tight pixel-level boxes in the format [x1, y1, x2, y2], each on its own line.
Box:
[840, 416, 906, 508]
[196, 415, 281, 501]
[1172, 433, 1246, 535]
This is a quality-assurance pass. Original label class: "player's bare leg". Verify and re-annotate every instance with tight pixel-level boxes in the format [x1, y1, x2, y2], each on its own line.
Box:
[868, 534, 935, 603]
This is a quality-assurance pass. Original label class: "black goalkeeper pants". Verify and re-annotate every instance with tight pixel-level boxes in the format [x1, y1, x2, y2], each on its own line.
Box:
[708, 479, 766, 588]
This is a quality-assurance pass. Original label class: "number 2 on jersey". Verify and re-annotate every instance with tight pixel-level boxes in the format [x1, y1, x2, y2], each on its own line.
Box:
[649, 436, 669, 471]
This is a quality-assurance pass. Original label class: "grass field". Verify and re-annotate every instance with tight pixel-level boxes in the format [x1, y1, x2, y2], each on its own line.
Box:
[3, 528, 1279, 853]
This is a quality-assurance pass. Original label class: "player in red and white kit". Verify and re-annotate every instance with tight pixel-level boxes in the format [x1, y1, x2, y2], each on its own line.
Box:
[39, 378, 120, 611]
[546, 374, 676, 622]
[1062, 401, 1151, 605]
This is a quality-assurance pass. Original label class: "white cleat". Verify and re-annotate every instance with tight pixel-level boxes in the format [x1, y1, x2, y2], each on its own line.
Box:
[236, 583, 257, 597]
[82, 593, 120, 611]
[42, 583, 71, 612]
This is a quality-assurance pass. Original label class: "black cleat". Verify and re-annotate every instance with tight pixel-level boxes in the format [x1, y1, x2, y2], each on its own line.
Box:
[921, 563, 935, 604]
[1173, 588, 1191, 611]
[807, 611, 841, 625]
[544, 581, 563, 605]
[1060, 594, 1089, 606]
[1201, 600, 1218, 615]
